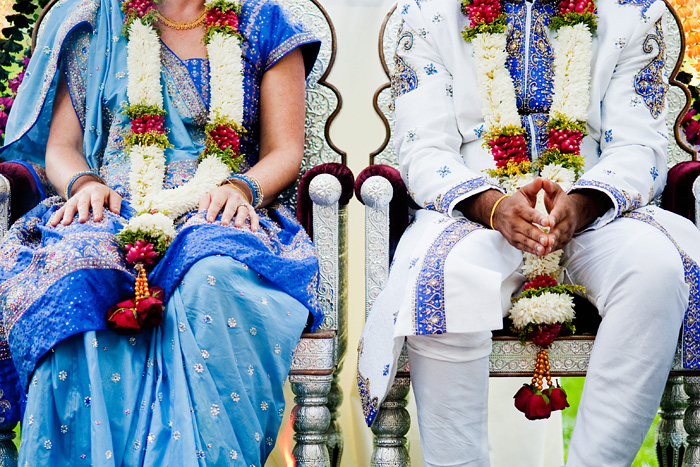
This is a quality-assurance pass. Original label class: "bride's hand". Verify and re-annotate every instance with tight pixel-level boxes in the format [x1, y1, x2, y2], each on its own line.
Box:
[50, 180, 122, 226]
[199, 185, 260, 232]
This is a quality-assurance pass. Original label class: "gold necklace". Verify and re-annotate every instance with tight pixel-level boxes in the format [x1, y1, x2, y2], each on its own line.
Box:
[156, 9, 206, 30]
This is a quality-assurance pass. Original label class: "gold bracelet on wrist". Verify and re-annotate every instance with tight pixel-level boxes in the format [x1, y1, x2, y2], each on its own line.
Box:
[219, 178, 253, 205]
[489, 194, 511, 230]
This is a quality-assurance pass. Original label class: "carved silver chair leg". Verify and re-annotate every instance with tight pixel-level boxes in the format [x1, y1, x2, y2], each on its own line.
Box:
[657, 376, 688, 467]
[370, 374, 411, 467]
[683, 376, 700, 467]
[290, 374, 332, 466]
[0, 174, 10, 239]
[0, 423, 17, 467]
[325, 364, 343, 467]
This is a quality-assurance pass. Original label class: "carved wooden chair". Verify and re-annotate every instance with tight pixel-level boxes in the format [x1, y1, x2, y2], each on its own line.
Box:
[0, 0, 351, 465]
[356, 2, 700, 466]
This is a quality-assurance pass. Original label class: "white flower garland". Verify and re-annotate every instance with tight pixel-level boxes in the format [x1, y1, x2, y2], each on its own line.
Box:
[121, 0, 245, 245]
[472, 32, 522, 130]
[471, 23, 593, 327]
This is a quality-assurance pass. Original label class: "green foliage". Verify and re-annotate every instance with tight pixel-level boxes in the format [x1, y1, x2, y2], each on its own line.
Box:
[203, 25, 242, 45]
[121, 11, 160, 38]
[199, 146, 243, 172]
[124, 131, 171, 149]
[518, 283, 586, 300]
[122, 104, 166, 119]
[461, 14, 506, 42]
[550, 11, 597, 33]
[115, 228, 169, 255]
[0, 0, 50, 95]
[547, 114, 588, 135]
[537, 149, 586, 178]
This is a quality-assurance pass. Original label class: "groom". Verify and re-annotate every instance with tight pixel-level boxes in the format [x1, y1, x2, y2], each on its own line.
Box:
[357, 0, 700, 465]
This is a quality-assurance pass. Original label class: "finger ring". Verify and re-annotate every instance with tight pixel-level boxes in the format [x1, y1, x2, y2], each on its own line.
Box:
[240, 203, 253, 209]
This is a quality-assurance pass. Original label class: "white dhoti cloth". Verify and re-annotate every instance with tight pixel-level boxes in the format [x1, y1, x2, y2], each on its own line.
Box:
[359, 205, 700, 467]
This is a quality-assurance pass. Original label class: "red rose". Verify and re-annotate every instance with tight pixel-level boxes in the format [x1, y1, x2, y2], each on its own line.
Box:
[136, 287, 165, 328]
[513, 384, 534, 413]
[524, 393, 552, 420]
[106, 299, 142, 334]
[529, 323, 562, 348]
[547, 386, 570, 411]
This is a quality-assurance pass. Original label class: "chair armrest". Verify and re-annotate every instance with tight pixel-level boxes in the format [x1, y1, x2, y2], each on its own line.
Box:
[296, 162, 354, 237]
[0, 174, 9, 238]
[355, 165, 409, 263]
[358, 173, 394, 318]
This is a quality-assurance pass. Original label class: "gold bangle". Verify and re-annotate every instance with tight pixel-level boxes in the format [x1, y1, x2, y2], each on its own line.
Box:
[489, 194, 510, 230]
[219, 179, 253, 204]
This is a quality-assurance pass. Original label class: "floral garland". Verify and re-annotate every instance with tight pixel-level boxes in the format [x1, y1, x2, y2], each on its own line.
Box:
[107, 0, 245, 334]
[461, 0, 596, 420]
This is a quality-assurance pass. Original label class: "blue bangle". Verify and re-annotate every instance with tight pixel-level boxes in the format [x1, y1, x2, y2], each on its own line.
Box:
[229, 174, 263, 208]
[64, 171, 104, 199]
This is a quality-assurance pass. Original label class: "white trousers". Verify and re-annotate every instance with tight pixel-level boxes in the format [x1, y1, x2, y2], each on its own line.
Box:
[406, 216, 690, 467]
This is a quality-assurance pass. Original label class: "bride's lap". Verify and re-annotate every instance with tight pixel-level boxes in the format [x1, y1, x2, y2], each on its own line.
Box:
[20, 256, 308, 466]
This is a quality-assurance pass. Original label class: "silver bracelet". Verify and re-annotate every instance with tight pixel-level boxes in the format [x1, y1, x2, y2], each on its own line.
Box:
[64, 171, 105, 199]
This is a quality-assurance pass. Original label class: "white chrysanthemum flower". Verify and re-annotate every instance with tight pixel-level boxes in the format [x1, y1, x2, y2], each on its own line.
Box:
[123, 212, 177, 246]
[522, 250, 563, 280]
[550, 24, 593, 122]
[126, 21, 163, 109]
[509, 291, 575, 328]
[501, 172, 536, 195]
[151, 156, 231, 218]
[541, 164, 576, 192]
[472, 33, 522, 130]
[207, 33, 244, 124]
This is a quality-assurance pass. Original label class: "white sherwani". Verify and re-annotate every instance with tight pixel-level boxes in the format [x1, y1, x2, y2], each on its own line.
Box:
[357, 0, 700, 457]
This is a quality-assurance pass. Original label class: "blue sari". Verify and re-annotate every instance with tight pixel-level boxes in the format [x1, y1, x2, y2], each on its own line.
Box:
[0, 0, 321, 464]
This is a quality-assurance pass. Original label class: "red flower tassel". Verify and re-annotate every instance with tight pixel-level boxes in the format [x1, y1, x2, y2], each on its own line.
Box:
[464, 0, 503, 28]
[490, 134, 528, 168]
[558, 0, 595, 15]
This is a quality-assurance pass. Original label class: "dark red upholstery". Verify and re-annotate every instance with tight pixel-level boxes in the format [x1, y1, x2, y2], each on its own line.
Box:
[662, 160, 700, 222]
[0, 161, 42, 224]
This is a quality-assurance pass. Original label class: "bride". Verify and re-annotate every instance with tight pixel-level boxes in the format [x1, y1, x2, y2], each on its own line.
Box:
[0, 0, 321, 464]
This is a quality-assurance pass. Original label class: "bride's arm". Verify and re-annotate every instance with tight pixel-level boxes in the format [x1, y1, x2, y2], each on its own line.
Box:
[46, 76, 122, 226]
[199, 47, 306, 230]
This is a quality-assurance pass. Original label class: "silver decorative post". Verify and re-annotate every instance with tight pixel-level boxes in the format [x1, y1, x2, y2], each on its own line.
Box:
[683, 376, 700, 466]
[657, 376, 688, 467]
[0, 175, 10, 239]
[370, 375, 411, 467]
[362, 176, 393, 318]
[0, 423, 17, 467]
[326, 365, 343, 466]
[291, 375, 333, 466]
[362, 176, 411, 466]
